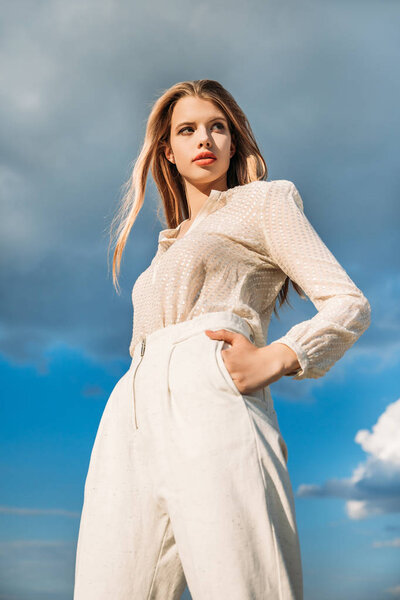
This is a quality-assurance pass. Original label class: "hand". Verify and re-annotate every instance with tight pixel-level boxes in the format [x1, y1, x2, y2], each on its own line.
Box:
[204, 330, 300, 394]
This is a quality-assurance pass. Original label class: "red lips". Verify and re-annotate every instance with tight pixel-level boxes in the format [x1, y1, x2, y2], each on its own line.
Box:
[193, 151, 217, 161]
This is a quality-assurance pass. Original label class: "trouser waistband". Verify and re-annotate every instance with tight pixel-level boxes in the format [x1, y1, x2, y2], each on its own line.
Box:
[131, 311, 254, 364]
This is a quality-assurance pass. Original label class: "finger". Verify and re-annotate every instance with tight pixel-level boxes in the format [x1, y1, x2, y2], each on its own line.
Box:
[204, 329, 236, 344]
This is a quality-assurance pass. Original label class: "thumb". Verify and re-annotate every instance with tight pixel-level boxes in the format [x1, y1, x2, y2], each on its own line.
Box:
[204, 328, 236, 344]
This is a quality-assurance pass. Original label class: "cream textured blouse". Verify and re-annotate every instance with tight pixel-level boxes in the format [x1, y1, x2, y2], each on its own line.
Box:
[129, 179, 371, 380]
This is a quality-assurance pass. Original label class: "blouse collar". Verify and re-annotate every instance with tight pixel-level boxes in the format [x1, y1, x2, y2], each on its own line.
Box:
[158, 188, 225, 248]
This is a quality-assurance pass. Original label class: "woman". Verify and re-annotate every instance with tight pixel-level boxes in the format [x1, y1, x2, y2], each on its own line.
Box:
[73, 79, 371, 600]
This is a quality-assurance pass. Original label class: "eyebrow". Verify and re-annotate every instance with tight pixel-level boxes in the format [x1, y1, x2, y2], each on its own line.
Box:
[174, 116, 227, 131]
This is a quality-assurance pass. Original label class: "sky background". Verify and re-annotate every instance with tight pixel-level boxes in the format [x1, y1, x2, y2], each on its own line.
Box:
[0, 0, 399, 598]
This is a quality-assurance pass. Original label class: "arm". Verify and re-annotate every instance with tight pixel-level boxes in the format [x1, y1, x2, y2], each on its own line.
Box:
[261, 180, 371, 380]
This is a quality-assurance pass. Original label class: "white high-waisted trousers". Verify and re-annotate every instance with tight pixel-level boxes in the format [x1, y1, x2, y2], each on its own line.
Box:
[73, 310, 303, 599]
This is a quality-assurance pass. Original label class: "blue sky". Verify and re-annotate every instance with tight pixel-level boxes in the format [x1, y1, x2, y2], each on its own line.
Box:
[0, 0, 399, 598]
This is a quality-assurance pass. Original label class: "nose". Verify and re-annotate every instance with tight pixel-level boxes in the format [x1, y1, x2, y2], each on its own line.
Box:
[199, 138, 211, 148]
[197, 126, 212, 147]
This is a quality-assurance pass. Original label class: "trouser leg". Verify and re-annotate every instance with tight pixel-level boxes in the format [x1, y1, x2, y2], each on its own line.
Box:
[73, 366, 187, 599]
[159, 330, 303, 600]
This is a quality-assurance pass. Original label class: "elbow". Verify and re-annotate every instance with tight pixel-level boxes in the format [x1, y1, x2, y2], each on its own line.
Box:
[357, 292, 372, 335]
[362, 293, 371, 326]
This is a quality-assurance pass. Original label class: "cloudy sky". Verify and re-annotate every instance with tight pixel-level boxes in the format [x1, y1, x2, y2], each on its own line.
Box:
[1, 0, 399, 598]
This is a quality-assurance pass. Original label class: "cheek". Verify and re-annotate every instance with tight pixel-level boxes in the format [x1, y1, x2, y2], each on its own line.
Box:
[216, 149, 232, 174]
[219, 137, 234, 162]
[173, 143, 193, 171]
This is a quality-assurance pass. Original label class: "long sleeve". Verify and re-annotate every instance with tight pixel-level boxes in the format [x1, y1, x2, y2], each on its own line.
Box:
[262, 180, 371, 380]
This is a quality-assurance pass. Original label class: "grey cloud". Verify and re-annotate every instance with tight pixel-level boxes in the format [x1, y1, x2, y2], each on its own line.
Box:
[0, 0, 398, 367]
[0, 538, 75, 600]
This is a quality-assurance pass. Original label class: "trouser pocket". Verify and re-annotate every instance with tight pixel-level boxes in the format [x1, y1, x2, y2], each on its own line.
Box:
[167, 330, 244, 404]
[210, 336, 288, 463]
[213, 338, 242, 397]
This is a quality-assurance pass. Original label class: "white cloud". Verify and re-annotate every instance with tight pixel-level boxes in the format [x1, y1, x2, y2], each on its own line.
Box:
[372, 538, 400, 548]
[0, 505, 80, 518]
[355, 400, 400, 466]
[297, 398, 400, 519]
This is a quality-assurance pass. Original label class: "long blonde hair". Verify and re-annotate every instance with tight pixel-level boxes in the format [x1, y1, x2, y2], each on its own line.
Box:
[108, 79, 304, 316]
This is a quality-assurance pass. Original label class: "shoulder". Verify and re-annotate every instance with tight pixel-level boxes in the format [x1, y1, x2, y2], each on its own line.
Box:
[232, 179, 303, 211]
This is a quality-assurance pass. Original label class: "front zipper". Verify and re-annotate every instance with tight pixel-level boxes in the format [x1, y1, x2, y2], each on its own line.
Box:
[132, 337, 146, 429]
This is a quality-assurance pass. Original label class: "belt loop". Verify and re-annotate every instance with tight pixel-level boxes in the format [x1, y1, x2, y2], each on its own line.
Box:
[247, 322, 255, 343]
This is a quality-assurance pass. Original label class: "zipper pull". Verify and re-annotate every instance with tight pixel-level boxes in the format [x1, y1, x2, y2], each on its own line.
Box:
[140, 338, 146, 356]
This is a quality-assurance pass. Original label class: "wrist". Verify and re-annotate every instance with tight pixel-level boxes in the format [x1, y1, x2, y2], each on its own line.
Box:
[268, 342, 301, 376]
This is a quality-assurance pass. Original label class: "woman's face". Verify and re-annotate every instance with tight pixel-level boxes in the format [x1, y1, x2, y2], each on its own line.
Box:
[165, 95, 235, 191]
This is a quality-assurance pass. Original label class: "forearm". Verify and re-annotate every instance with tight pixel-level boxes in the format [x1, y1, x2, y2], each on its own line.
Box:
[260, 181, 371, 381]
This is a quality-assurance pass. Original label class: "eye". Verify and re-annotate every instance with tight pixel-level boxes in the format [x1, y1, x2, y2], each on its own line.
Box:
[178, 122, 225, 134]
[178, 126, 193, 134]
